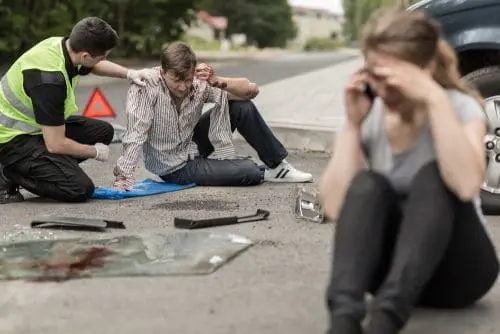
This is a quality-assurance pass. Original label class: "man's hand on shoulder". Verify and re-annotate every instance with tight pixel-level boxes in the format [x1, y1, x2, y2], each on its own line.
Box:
[127, 67, 160, 87]
[92, 60, 159, 87]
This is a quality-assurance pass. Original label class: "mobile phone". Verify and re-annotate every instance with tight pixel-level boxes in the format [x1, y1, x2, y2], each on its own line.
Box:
[362, 83, 376, 101]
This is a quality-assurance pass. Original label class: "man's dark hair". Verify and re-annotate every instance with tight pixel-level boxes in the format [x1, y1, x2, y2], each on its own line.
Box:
[68, 17, 119, 57]
[160, 42, 197, 80]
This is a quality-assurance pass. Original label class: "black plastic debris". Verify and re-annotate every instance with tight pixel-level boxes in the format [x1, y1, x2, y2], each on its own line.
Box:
[174, 209, 270, 229]
[31, 217, 126, 232]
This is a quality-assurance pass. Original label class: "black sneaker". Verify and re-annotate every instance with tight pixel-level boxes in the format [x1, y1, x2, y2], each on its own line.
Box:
[0, 183, 24, 204]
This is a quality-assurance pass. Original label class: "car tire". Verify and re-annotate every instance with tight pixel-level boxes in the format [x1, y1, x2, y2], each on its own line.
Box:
[463, 66, 500, 215]
[479, 189, 500, 215]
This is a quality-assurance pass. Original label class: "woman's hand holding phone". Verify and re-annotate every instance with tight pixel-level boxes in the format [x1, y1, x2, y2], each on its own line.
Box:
[344, 68, 375, 128]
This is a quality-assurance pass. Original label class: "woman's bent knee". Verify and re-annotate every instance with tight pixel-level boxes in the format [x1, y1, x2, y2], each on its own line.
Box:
[407, 161, 459, 207]
[410, 161, 447, 192]
[347, 170, 393, 197]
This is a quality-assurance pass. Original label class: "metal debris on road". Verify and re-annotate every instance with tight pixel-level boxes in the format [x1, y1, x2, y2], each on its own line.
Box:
[30, 216, 126, 232]
[295, 187, 325, 223]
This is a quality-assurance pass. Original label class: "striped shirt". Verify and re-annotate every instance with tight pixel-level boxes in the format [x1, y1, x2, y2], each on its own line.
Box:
[113, 67, 235, 187]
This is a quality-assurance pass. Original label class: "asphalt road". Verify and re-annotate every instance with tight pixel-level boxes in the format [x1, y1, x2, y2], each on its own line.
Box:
[214, 51, 359, 85]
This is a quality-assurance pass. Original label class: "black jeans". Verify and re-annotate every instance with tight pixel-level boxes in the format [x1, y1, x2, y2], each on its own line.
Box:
[0, 116, 114, 202]
[326, 162, 500, 333]
[161, 100, 288, 186]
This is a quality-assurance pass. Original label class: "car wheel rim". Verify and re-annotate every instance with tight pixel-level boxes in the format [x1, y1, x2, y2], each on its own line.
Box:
[482, 95, 500, 194]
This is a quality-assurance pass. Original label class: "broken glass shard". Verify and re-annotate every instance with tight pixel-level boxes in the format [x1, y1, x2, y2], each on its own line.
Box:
[295, 187, 325, 223]
[0, 231, 253, 281]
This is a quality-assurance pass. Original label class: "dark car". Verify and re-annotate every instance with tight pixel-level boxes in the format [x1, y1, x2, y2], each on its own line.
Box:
[409, 0, 500, 214]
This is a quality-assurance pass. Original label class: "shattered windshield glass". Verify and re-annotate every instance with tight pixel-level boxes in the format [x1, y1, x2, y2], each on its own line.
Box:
[0, 231, 253, 282]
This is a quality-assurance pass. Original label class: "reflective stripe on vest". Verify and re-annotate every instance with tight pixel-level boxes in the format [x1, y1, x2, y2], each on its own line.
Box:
[0, 76, 38, 132]
[0, 112, 39, 132]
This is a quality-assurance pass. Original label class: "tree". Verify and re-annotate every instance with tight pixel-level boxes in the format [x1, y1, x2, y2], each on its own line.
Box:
[198, 0, 297, 48]
[342, 0, 358, 42]
[109, 0, 197, 57]
[342, 0, 422, 42]
[0, 0, 197, 65]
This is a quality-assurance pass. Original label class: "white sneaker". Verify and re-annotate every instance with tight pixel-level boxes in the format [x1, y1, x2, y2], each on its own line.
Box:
[264, 160, 313, 183]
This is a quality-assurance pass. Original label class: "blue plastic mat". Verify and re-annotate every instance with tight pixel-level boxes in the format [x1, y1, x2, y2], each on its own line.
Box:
[92, 178, 196, 200]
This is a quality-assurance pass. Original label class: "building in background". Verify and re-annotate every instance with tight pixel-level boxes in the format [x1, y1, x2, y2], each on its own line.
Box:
[187, 10, 228, 42]
[185, 6, 344, 49]
[291, 6, 344, 45]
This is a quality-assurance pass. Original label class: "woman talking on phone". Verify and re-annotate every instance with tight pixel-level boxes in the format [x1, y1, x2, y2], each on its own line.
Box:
[319, 7, 499, 334]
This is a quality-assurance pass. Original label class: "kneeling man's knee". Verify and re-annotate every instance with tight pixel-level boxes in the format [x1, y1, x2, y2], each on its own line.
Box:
[64, 174, 95, 202]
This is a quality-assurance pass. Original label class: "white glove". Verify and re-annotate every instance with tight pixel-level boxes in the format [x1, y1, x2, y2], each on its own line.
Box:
[93, 143, 109, 162]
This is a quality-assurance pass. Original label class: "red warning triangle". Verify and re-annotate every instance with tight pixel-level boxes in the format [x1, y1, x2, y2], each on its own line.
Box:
[82, 87, 116, 118]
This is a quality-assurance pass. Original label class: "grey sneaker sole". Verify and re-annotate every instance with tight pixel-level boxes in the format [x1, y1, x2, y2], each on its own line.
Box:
[265, 177, 314, 183]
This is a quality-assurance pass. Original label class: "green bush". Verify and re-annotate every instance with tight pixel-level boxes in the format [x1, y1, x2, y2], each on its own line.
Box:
[303, 38, 344, 51]
[0, 0, 197, 64]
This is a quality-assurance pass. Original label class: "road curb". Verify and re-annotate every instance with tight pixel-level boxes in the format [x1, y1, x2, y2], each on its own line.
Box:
[233, 123, 339, 153]
[234, 55, 361, 154]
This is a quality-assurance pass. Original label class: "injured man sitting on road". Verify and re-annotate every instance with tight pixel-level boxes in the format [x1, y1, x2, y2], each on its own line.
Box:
[112, 41, 312, 190]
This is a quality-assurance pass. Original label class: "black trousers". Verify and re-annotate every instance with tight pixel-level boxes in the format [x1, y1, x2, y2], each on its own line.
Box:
[161, 100, 288, 186]
[0, 116, 114, 202]
[326, 162, 500, 332]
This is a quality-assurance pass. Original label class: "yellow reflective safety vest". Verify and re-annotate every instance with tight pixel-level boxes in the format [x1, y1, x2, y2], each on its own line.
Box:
[0, 37, 79, 144]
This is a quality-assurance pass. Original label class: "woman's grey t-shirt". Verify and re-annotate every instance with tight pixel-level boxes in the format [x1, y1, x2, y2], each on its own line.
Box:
[360, 89, 486, 222]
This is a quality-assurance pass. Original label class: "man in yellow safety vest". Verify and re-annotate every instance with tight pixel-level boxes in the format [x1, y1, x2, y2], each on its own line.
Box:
[0, 16, 150, 203]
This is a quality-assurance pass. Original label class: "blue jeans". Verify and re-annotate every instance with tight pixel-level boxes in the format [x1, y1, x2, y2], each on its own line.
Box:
[161, 100, 287, 186]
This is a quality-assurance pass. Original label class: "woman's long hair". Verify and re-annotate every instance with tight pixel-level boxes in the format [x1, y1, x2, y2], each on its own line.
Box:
[360, 7, 483, 105]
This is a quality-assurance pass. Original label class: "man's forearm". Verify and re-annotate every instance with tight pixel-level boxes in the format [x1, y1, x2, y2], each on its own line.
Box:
[92, 60, 128, 78]
[218, 77, 259, 100]
[114, 144, 143, 178]
[49, 138, 97, 159]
